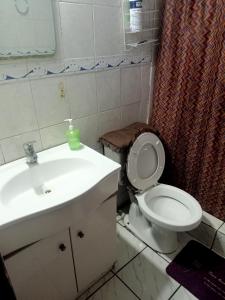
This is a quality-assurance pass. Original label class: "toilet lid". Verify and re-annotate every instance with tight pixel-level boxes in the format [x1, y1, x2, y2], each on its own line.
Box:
[127, 132, 165, 190]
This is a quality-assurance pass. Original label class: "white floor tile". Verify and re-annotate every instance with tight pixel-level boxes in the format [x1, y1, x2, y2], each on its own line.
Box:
[218, 222, 225, 234]
[114, 224, 146, 272]
[77, 272, 114, 300]
[117, 246, 179, 300]
[202, 211, 223, 230]
[170, 286, 198, 300]
[212, 229, 225, 258]
[85, 276, 139, 300]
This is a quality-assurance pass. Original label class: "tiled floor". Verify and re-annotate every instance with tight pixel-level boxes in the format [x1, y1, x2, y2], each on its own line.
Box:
[77, 217, 199, 300]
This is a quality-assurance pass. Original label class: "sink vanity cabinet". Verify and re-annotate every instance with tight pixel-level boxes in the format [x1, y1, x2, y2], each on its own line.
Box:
[5, 230, 77, 300]
[71, 195, 116, 292]
[4, 195, 117, 300]
[0, 144, 120, 300]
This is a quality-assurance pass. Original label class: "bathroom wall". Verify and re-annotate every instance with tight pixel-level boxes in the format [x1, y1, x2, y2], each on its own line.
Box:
[0, 0, 164, 164]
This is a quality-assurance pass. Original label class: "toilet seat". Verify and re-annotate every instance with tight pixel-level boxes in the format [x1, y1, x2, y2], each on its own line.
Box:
[127, 132, 165, 191]
[136, 184, 202, 231]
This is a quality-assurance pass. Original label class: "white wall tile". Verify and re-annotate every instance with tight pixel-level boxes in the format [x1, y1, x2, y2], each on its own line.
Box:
[74, 114, 98, 147]
[141, 64, 150, 102]
[66, 73, 97, 119]
[139, 101, 149, 123]
[0, 0, 164, 166]
[148, 65, 155, 120]
[121, 67, 141, 105]
[98, 108, 121, 136]
[121, 102, 140, 127]
[218, 223, 225, 235]
[61, 0, 93, 4]
[30, 77, 70, 128]
[0, 147, 5, 165]
[96, 69, 121, 112]
[202, 211, 223, 230]
[188, 222, 215, 248]
[0, 82, 38, 140]
[94, 5, 123, 56]
[142, 0, 155, 10]
[94, 0, 121, 6]
[40, 122, 67, 149]
[1, 131, 42, 163]
[155, 0, 165, 10]
[59, 2, 95, 59]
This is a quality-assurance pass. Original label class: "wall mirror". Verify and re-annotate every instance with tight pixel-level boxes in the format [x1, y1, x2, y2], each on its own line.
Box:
[0, 0, 56, 58]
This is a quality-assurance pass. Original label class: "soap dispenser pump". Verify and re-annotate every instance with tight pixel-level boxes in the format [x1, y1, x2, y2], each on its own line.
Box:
[64, 119, 80, 150]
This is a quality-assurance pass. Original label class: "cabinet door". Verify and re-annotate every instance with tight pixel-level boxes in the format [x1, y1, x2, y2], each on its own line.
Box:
[71, 195, 117, 292]
[5, 230, 77, 300]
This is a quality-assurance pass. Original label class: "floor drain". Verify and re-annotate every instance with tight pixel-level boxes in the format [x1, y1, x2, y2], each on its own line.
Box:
[44, 189, 52, 194]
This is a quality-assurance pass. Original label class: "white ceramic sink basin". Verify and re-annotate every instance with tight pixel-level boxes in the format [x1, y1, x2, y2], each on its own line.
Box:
[0, 144, 120, 229]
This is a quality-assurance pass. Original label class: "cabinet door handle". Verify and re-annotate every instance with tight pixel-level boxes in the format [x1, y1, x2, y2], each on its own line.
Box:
[59, 243, 66, 252]
[77, 231, 85, 238]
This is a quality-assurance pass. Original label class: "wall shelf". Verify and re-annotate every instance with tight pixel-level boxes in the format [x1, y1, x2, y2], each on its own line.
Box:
[126, 39, 159, 50]
[122, 0, 160, 51]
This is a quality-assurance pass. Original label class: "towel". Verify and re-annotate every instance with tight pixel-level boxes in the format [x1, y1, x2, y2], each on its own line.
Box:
[99, 122, 158, 153]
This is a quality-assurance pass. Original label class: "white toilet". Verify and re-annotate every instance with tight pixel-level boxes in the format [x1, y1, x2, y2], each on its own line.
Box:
[124, 132, 202, 254]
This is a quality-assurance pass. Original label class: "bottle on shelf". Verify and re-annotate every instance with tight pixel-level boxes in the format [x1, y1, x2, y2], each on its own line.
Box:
[129, 0, 143, 32]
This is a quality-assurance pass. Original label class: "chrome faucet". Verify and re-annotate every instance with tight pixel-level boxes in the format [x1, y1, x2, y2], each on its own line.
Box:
[23, 141, 38, 165]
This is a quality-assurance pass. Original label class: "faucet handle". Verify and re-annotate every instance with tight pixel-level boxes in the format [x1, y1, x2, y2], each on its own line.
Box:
[23, 141, 36, 152]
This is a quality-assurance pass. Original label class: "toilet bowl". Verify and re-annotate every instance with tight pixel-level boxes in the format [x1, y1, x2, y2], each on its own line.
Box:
[124, 132, 202, 253]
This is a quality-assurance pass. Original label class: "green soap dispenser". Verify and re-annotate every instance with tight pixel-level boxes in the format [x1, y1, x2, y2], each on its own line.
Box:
[64, 119, 80, 150]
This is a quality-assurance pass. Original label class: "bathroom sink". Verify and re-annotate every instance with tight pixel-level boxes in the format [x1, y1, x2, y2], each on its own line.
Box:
[1, 158, 95, 207]
[0, 144, 120, 229]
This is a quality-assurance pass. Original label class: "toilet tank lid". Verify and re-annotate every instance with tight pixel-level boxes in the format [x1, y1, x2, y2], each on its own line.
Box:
[127, 132, 165, 191]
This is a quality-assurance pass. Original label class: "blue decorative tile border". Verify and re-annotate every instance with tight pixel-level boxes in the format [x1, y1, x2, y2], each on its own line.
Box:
[0, 49, 56, 58]
[0, 55, 151, 83]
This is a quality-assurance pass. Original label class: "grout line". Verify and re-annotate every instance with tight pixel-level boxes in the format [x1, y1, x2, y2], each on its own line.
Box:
[210, 222, 225, 250]
[167, 285, 181, 300]
[112, 245, 147, 275]
[83, 272, 115, 300]
[28, 78, 42, 133]
[116, 216, 171, 264]
[0, 144, 6, 164]
[217, 222, 225, 231]
[115, 274, 141, 299]
[28, 79, 44, 150]
[120, 219, 171, 263]
[201, 219, 223, 231]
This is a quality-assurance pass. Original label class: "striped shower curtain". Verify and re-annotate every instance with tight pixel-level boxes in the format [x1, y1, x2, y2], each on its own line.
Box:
[150, 0, 225, 219]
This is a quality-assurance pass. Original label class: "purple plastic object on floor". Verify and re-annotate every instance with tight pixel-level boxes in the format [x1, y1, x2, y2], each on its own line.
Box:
[166, 240, 225, 300]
